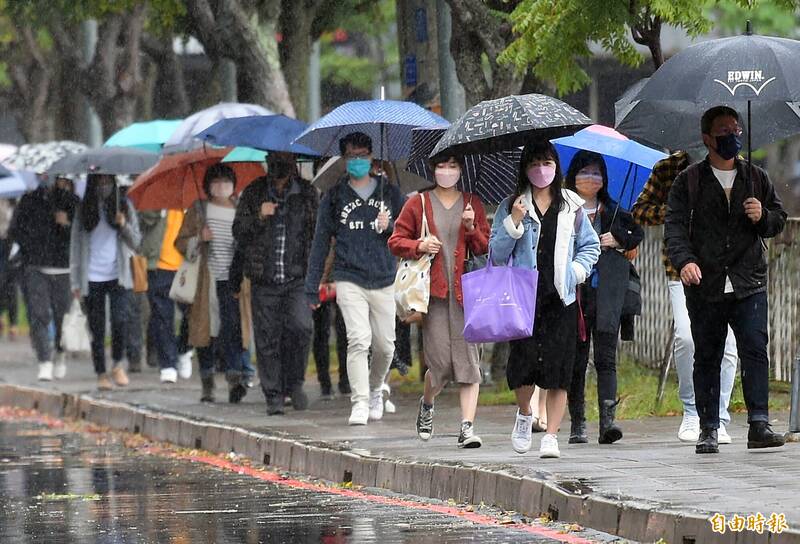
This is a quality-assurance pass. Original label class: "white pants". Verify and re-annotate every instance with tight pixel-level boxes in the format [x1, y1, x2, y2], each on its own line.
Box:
[336, 281, 396, 405]
[668, 281, 738, 425]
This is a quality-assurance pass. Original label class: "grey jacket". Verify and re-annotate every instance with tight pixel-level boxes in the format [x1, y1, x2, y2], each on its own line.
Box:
[70, 198, 141, 295]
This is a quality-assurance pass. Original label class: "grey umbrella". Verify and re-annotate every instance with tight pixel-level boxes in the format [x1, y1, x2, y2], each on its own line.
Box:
[48, 146, 159, 175]
[615, 78, 800, 152]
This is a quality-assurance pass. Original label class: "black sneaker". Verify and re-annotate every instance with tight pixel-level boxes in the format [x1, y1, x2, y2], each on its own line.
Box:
[416, 397, 434, 441]
[747, 421, 785, 449]
[696, 427, 719, 454]
[568, 420, 588, 444]
[338, 381, 351, 396]
[267, 397, 285, 416]
[291, 386, 309, 411]
[229, 383, 247, 404]
[458, 421, 482, 449]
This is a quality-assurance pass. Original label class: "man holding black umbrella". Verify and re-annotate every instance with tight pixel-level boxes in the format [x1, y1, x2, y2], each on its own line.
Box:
[665, 106, 787, 454]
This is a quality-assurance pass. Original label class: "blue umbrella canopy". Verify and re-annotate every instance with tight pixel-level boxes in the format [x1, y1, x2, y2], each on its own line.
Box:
[197, 114, 319, 156]
[165, 102, 274, 148]
[104, 120, 182, 153]
[293, 100, 448, 160]
[552, 125, 667, 209]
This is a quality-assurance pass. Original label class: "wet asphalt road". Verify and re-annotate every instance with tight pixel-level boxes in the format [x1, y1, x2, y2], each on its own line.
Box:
[0, 417, 615, 543]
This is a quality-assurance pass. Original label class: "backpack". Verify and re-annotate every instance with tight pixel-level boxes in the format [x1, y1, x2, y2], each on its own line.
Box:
[686, 162, 764, 238]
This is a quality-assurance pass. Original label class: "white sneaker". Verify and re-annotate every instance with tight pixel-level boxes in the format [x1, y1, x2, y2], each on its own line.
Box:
[348, 401, 369, 426]
[511, 409, 533, 454]
[368, 389, 384, 421]
[37, 362, 54, 382]
[53, 353, 67, 380]
[678, 414, 700, 442]
[160, 367, 178, 384]
[177, 351, 193, 380]
[718, 423, 732, 445]
[539, 433, 561, 458]
[382, 383, 396, 413]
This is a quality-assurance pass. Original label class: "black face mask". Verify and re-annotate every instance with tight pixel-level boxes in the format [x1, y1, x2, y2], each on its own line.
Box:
[269, 160, 294, 180]
[714, 133, 742, 161]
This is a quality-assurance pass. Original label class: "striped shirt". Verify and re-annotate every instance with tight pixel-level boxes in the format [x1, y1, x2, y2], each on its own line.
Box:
[206, 203, 236, 281]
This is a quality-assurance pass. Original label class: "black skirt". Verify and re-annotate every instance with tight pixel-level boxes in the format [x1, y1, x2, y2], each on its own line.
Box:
[506, 292, 578, 390]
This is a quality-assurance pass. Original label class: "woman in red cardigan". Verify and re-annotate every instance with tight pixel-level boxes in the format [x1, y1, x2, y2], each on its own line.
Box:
[388, 155, 490, 448]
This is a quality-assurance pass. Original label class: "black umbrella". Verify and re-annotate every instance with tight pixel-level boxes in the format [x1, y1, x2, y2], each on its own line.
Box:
[407, 126, 520, 205]
[48, 146, 159, 176]
[430, 93, 591, 156]
[617, 87, 800, 154]
[629, 23, 800, 191]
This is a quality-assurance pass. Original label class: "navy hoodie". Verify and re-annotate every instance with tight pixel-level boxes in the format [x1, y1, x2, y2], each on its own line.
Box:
[305, 175, 405, 304]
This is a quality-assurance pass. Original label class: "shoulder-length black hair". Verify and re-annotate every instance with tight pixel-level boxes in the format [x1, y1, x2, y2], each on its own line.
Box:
[81, 174, 123, 232]
[564, 150, 612, 206]
[508, 139, 565, 213]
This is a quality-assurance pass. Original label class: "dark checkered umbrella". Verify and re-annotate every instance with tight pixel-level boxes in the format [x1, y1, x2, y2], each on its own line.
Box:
[407, 126, 520, 205]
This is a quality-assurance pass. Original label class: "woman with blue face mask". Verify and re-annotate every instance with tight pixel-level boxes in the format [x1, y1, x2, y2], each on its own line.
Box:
[70, 174, 141, 391]
[489, 140, 600, 459]
[563, 150, 644, 445]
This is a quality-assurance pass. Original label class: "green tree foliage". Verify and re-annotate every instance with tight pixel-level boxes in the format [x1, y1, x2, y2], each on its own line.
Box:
[498, 0, 797, 96]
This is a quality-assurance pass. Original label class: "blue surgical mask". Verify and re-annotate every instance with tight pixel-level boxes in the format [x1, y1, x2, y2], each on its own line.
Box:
[714, 133, 742, 161]
[346, 158, 371, 179]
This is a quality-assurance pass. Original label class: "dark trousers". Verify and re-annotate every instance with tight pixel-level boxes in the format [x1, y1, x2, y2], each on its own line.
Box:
[146, 269, 189, 370]
[0, 239, 19, 327]
[312, 301, 349, 391]
[687, 291, 770, 428]
[85, 280, 128, 375]
[395, 318, 412, 366]
[125, 290, 144, 366]
[24, 268, 71, 363]
[197, 280, 244, 379]
[568, 286, 619, 424]
[252, 280, 312, 401]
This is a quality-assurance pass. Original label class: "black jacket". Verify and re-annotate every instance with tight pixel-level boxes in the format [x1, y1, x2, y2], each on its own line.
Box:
[9, 186, 79, 269]
[592, 201, 644, 335]
[232, 175, 319, 285]
[665, 157, 786, 302]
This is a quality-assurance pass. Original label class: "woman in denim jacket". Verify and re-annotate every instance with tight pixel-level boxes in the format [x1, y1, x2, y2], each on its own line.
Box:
[490, 140, 600, 459]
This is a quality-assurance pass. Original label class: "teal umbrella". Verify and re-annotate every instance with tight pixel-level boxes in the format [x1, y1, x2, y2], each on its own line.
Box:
[104, 120, 182, 153]
[221, 147, 268, 163]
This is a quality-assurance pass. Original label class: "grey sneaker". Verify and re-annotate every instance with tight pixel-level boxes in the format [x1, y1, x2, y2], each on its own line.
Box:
[458, 421, 482, 449]
[416, 397, 434, 441]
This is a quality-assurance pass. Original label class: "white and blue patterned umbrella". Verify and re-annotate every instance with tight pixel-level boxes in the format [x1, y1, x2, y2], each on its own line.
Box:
[293, 100, 448, 160]
[6, 141, 88, 173]
[407, 126, 520, 205]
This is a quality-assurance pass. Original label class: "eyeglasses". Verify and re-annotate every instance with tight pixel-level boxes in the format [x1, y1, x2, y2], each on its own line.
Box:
[712, 127, 743, 137]
[346, 152, 371, 160]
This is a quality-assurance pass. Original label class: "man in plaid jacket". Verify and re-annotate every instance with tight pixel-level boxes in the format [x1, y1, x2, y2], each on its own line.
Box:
[632, 151, 738, 445]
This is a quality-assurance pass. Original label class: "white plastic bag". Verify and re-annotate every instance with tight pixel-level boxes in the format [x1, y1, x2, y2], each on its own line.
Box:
[61, 299, 91, 353]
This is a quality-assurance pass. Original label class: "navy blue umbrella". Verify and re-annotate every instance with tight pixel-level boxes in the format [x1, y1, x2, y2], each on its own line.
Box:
[293, 100, 448, 160]
[406, 126, 520, 205]
[196, 115, 320, 156]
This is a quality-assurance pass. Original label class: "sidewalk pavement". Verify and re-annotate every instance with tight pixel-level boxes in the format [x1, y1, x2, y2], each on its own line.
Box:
[1, 338, 799, 543]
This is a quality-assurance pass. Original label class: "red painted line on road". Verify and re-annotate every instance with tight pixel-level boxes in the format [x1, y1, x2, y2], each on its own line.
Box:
[174, 450, 594, 544]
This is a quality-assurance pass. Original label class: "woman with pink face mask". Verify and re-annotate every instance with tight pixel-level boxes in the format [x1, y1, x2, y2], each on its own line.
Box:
[489, 140, 600, 459]
[389, 154, 490, 449]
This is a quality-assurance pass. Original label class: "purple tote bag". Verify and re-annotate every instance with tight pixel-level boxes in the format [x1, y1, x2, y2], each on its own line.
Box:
[461, 253, 538, 343]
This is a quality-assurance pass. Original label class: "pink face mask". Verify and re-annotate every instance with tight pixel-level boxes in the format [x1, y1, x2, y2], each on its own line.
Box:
[526, 165, 556, 188]
[434, 167, 460, 188]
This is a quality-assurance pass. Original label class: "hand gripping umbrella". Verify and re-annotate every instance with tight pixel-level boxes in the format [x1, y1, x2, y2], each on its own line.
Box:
[629, 22, 800, 194]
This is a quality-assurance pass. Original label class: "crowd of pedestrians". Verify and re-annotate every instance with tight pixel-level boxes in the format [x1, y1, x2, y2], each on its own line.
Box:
[0, 104, 788, 458]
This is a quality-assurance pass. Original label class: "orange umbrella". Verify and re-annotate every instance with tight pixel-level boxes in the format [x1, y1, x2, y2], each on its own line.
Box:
[128, 147, 265, 210]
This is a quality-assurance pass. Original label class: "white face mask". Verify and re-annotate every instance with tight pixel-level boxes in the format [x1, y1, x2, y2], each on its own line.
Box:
[211, 181, 234, 200]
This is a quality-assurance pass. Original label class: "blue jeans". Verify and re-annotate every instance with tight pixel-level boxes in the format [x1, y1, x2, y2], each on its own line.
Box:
[146, 269, 189, 370]
[85, 280, 128, 375]
[686, 291, 770, 429]
[197, 280, 244, 380]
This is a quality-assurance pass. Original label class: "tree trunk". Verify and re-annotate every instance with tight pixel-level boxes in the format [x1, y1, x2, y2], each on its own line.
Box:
[184, 0, 295, 116]
[142, 34, 191, 118]
[6, 26, 53, 142]
[279, 0, 319, 120]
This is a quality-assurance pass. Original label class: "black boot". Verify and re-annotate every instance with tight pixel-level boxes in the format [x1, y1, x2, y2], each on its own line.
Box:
[569, 420, 588, 444]
[200, 375, 215, 403]
[227, 372, 247, 404]
[696, 427, 719, 454]
[598, 399, 623, 444]
[747, 421, 785, 449]
[291, 384, 309, 411]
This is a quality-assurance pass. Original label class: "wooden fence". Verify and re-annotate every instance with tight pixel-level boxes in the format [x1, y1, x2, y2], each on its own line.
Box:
[621, 219, 800, 381]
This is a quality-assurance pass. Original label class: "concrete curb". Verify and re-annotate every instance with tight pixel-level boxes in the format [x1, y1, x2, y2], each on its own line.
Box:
[2, 383, 797, 544]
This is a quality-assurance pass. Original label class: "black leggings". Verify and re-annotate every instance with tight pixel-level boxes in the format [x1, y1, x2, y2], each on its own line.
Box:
[85, 280, 129, 375]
